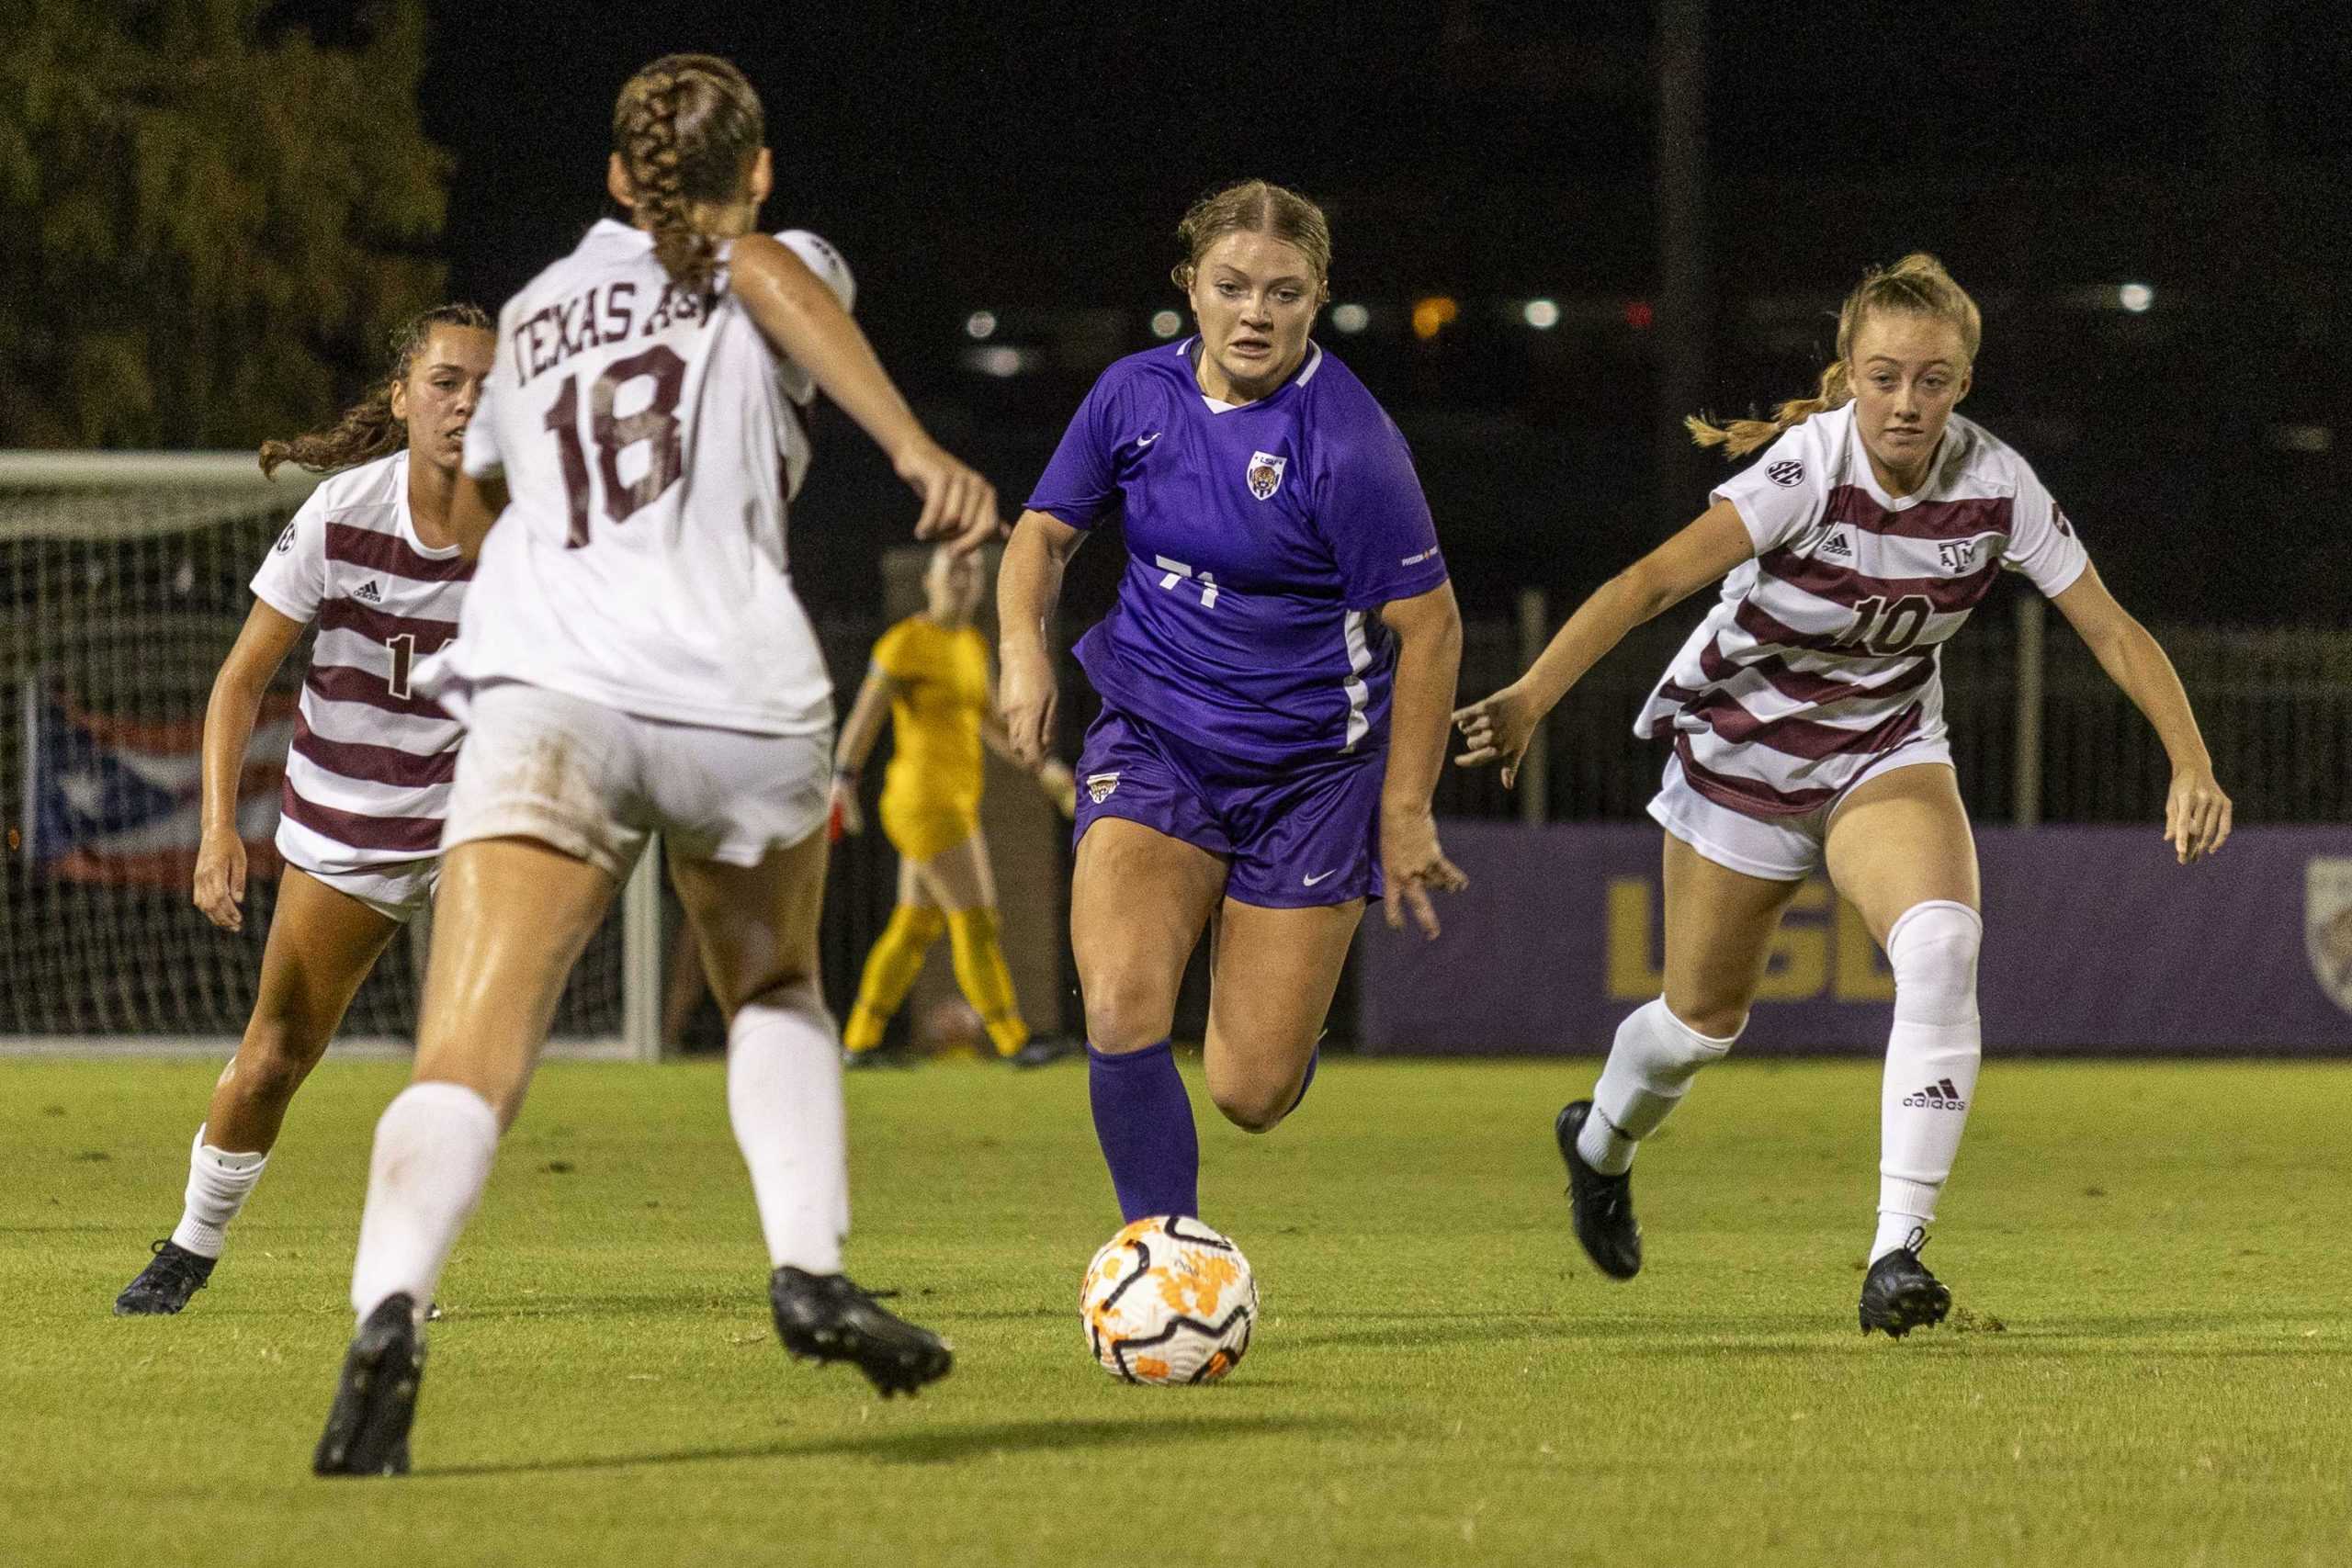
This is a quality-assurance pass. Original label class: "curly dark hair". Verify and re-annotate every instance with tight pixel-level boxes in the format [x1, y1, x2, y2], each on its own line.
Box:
[258, 303, 492, 478]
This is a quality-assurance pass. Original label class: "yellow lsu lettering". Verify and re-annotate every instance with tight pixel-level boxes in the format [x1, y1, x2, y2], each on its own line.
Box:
[1604, 875, 1894, 1003]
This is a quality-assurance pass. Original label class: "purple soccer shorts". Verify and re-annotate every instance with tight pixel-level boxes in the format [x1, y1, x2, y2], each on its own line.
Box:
[1071, 705, 1384, 908]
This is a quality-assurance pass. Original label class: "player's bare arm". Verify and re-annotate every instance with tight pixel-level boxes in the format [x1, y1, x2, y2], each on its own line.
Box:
[1455, 499, 1752, 784]
[193, 601, 306, 931]
[1377, 580, 1469, 939]
[730, 233, 1000, 552]
[448, 469, 507, 558]
[978, 691, 1079, 816]
[828, 668, 900, 837]
[2049, 563, 2233, 863]
[996, 509, 1086, 768]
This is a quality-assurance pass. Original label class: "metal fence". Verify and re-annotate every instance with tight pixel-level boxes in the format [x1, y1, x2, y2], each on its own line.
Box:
[1435, 584, 2352, 827]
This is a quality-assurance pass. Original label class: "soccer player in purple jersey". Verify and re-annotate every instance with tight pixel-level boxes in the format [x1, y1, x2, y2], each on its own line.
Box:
[999, 180, 1467, 1226]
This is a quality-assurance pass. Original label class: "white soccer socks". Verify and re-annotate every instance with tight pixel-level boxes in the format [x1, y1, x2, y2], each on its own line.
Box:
[727, 982, 850, 1277]
[169, 1127, 268, 1258]
[348, 1082, 500, 1323]
[1874, 899, 1984, 1262]
[1577, 997, 1741, 1176]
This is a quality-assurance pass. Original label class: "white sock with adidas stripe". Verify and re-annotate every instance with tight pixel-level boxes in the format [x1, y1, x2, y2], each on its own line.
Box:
[1873, 899, 1984, 1262]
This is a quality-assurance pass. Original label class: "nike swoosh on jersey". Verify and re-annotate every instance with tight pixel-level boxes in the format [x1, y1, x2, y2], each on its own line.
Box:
[1135, 431, 1162, 447]
[1302, 869, 1336, 886]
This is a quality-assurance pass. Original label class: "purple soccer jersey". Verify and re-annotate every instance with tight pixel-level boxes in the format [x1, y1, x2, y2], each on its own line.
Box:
[1027, 339, 1447, 764]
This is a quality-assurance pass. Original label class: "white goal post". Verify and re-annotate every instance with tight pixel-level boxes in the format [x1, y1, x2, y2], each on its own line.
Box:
[0, 451, 663, 1060]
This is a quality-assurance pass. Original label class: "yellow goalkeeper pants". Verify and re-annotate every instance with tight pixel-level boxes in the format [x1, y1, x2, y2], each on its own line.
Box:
[843, 905, 1029, 1056]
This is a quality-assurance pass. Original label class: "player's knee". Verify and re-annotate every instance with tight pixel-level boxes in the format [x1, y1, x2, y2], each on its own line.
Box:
[1209, 1076, 1292, 1134]
[1079, 976, 1176, 1053]
[1885, 899, 1982, 1023]
[230, 1021, 327, 1104]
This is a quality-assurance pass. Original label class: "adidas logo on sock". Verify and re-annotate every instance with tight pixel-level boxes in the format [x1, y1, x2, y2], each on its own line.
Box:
[1901, 1077, 1966, 1111]
[354, 580, 384, 604]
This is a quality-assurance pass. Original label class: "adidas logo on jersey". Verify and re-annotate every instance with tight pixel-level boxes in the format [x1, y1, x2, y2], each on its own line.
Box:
[1816, 528, 1856, 562]
[354, 580, 384, 604]
[1901, 1077, 1967, 1111]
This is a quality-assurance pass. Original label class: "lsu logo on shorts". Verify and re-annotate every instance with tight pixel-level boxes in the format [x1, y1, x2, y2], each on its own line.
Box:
[1246, 451, 1287, 502]
[1086, 772, 1120, 804]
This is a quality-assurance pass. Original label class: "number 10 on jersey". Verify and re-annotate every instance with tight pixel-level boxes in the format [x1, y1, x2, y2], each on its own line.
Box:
[543, 345, 687, 547]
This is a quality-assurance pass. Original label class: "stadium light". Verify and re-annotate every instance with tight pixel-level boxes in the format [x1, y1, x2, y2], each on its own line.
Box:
[1411, 296, 1459, 341]
[1330, 302, 1370, 334]
[965, 310, 998, 340]
[961, 344, 1030, 378]
[1521, 298, 1561, 330]
[2119, 282, 2154, 314]
[1149, 309, 1182, 339]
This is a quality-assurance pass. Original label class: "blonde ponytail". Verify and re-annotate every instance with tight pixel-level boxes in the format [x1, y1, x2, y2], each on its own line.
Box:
[1688, 253, 1983, 460]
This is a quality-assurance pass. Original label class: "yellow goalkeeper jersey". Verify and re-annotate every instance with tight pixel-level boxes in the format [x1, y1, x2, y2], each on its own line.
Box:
[874, 615, 989, 818]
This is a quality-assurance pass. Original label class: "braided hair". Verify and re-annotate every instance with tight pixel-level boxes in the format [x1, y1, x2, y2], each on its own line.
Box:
[258, 303, 492, 478]
[611, 53, 765, 297]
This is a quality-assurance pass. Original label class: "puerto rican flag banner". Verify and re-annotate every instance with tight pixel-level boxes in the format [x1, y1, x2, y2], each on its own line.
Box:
[20, 675, 292, 886]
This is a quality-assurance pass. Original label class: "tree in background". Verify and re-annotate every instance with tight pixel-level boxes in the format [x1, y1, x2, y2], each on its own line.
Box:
[0, 1, 448, 449]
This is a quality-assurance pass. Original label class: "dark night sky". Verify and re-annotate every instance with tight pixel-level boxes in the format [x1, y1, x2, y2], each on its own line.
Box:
[312, 0, 2352, 624]
[404, 0, 2347, 310]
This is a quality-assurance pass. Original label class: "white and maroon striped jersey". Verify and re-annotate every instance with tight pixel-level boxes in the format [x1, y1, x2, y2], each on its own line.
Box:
[446, 220, 837, 736]
[249, 450, 469, 873]
[1638, 402, 2087, 818]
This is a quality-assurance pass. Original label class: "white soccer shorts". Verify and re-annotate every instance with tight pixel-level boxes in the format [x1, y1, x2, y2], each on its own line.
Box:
[441, 682, 832, 880]
[1646, 737, 1958, 883]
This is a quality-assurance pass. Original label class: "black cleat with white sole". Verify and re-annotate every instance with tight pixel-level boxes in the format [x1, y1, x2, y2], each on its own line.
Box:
[768, 1267, 952, 1397]
[313, 1293, 425, 1476]
[1555, 1100, 1643, 1280]
[114, 1239, 217, 1315]
[1859, 1232, 1952, 1338]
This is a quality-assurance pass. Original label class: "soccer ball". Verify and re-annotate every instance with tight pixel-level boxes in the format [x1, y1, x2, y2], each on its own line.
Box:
[1079, 1216, 1257, 1384]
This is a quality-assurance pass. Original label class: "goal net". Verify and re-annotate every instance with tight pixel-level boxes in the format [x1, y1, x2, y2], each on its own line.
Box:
[0, 452, 657, 1057]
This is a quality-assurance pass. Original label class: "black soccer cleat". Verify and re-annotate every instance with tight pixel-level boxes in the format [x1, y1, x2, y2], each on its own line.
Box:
[1859, 1232, 1952, 1338]
[313, 1293, 426, 1477]
[1556, 1100, 1643, 1280]
[114, 1238, 218, 1315]
[768, 1267, 953, 1398]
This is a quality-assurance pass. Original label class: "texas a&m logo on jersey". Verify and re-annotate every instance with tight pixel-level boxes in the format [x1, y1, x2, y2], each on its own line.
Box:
[1246, 450, 1287, 502]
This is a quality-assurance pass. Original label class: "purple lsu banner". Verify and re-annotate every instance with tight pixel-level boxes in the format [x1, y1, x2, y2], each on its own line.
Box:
[1359, 822, 2352, 1055]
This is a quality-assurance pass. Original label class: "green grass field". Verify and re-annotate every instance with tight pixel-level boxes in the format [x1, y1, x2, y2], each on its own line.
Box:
[5, 1055, 2348, 1567]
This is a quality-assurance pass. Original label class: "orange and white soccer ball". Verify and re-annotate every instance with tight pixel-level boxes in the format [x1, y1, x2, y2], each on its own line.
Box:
[1080, 1215, 1257, 1384]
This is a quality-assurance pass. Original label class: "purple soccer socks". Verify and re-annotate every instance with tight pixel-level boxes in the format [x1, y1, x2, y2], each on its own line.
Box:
[1086, 1040, 1200, 1222]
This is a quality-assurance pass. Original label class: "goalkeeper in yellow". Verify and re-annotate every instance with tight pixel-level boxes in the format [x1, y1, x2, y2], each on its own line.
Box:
[832, 547, 1078, 1065]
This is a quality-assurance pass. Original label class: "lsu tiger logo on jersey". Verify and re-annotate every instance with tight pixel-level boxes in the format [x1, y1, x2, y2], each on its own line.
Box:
[1245, 450, 1287, 502]
[1086, 772, 1120, 804]
[1767, 458, 1805, 487]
